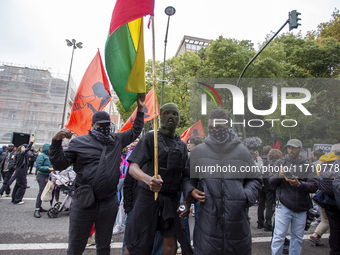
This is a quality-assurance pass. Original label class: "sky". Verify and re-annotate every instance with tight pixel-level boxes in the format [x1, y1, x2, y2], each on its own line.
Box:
[0, 0, 338, 85]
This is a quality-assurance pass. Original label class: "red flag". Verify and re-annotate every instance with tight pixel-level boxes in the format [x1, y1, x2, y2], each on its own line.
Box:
[109, 0, 154, 36]
[65, 50, 111, 136]
[181, 120, 205, 143]
[272, 140, 281, 151]
[119, 88, 159, 132]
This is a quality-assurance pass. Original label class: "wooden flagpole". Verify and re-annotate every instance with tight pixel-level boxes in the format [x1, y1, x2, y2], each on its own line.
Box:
[151, 15, 159, 200]
[109, 97, 117, 131]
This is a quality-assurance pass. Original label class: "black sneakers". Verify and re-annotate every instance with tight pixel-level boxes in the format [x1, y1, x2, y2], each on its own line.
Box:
[257, 222, 264, 229]
[34, 210, 41, 218]
[264, 225, 273, 232]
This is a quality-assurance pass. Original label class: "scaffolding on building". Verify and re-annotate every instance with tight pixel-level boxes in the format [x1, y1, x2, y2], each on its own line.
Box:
[0, 63, 75, 146]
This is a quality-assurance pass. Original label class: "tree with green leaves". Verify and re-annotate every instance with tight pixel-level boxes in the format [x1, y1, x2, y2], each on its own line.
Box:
[306, 8, 340, 43]
[113, 10, 340, 145]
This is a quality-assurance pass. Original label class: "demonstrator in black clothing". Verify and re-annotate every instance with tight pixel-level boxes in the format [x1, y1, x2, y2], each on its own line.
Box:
[49, 94, 145, 255]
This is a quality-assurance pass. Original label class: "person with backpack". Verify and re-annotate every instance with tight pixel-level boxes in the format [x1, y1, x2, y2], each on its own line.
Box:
[49, 95, 144, 255]
[123, 103, 192, 255]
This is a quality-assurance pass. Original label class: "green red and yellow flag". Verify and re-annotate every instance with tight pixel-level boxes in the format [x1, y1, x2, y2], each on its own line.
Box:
[105, 0, 154, 111]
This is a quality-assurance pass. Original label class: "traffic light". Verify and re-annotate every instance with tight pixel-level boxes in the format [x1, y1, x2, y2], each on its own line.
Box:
[289, 10, 301, 31]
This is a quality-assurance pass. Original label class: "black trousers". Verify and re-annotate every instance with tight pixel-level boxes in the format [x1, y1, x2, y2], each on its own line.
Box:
[125, 189, 188, 255]
[325, 206, 340, 255]
[8, 170, 17, 187]
[11, 168, 27, 203]
[67, 195, 118, 255]
[257, 189, 274, 226]
[0, 170, 14, 195]
[35, 173, 49, 209]
[28, 161, 35, 174]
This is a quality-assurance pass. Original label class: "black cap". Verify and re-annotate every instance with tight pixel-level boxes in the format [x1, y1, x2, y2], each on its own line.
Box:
[92, 111, 111, 124]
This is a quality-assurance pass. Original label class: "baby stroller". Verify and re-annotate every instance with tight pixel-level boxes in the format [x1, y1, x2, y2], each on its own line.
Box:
[47, 167, 76, 218]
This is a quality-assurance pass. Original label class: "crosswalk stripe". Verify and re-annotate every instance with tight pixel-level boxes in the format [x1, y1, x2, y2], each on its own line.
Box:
[1, 197, 36, 201]
[0, 234, 329, 251]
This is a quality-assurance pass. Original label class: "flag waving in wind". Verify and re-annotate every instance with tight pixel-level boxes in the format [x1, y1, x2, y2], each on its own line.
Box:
[65, 50, 111, 136]
[181, 120, 205, 143]
[105, 0, 155, 111]
[120, 88, 159, 132]
[272, 140, 281, 151]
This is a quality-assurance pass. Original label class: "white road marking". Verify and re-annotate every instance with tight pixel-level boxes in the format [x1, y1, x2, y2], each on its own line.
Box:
[1, 197, 36, 201]
[0, 235, 329, 250]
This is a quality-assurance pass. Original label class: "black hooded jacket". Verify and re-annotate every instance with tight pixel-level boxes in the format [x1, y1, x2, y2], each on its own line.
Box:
[49, 112, 143, 202]
[15, 142, 33, 170]
[183, 133, 262, 255]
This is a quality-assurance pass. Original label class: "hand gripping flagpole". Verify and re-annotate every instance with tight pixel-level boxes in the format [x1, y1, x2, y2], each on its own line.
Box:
[151, 15, 159, 200]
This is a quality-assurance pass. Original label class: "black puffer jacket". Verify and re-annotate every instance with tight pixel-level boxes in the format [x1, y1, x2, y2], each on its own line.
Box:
[184, 133, 262, 255]
[50, 112, 143, 202]
[268, 155, 318, 212]
[318, 158, 340, 207]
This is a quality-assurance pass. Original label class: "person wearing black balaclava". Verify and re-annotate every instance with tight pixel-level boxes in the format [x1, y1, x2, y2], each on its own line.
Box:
[183, 109, 262, 255]
[49, 95, 145, 255]
[123, 103, 192, 255]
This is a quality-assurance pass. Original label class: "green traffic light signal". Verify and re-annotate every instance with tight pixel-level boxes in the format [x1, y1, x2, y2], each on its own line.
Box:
[289, 10, 301, 31]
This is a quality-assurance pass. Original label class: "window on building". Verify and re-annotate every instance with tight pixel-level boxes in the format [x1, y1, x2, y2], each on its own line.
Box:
[1, 133, 11, 142]
[8, 110, 16, 120]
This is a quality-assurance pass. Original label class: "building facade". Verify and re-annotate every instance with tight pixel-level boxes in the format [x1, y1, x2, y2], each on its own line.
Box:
[175, 35, 212, 57]
[0, 64, 75, 146]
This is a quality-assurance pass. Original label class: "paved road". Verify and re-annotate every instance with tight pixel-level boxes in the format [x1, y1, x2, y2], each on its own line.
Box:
[0, 174, 331, 254]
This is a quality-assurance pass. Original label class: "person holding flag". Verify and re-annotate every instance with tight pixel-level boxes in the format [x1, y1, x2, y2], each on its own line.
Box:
[123, 103, 192, 255]
[65, 50, 111, 137]
[49, 95, 145, 255]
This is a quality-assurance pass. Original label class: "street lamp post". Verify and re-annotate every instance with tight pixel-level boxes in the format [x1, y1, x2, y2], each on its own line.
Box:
[61, 39, 83, 128]
[161, 6, 176, 106]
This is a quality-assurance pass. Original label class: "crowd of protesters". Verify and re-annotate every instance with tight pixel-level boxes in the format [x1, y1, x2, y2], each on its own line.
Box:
[1, 104, 339, 255]
[0, 136, 37, 204]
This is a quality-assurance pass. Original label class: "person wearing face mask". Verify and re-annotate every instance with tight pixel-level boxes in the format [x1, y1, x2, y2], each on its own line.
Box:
[123, 103, 192, 255]
[49, 95, 145, 255]
[183, 109, 262, 255]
